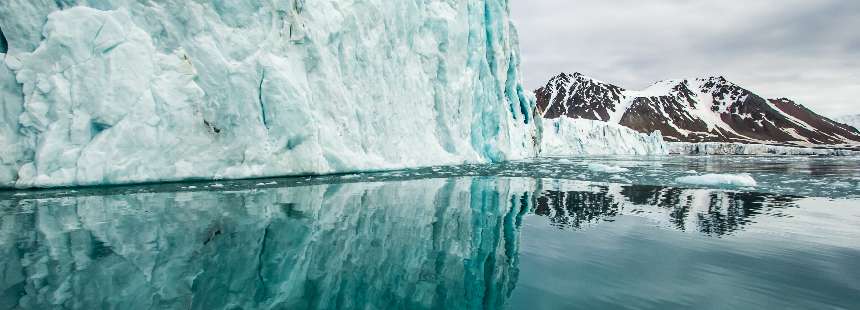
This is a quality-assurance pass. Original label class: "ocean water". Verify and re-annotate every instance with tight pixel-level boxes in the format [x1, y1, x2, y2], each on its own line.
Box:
[1, 156, 858, 309]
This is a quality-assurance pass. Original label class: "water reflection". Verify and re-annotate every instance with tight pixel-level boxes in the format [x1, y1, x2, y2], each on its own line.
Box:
[534, 182, 802, 236]
[0, 178, 527, 310]
[0, 176, 821, 309]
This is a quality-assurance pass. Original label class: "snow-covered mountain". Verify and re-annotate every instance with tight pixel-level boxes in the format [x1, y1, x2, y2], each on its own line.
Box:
[0, 1, 538, 188]
[535, 72, 860, 146]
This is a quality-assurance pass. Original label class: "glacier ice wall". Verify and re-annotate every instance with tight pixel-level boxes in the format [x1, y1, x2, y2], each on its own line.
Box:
[540, 118, 668, 156]
[0, 1, 538, 188]
[668, 142, 859, 156]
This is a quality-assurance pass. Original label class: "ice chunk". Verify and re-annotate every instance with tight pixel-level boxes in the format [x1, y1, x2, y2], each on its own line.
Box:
[587, 163, 630, 173]
[676, 174, 758, 187]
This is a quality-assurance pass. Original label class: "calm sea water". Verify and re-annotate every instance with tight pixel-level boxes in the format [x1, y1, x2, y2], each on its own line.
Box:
[1, 156, 859, 309]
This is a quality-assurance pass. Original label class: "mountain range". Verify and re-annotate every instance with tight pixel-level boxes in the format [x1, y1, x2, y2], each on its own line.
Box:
[535, 72, 860, 146]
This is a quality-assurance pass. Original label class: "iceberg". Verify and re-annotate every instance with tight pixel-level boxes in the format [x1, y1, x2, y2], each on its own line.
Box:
[675, 173, 758, 188]
[586, 163, 630, 173]
[540, 118, 668, 156]
[0, 1, 538, 188]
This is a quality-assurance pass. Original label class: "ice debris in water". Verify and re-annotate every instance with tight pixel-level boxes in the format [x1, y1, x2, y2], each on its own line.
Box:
[675, 173, 758, 187]
[587, 163, 630, 173]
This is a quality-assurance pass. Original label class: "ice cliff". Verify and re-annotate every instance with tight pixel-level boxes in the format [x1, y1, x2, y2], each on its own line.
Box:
[669, 142, 859, 156]
[540, 118, 668, 156]
[0, 1, 537, 188]
[538, 117, 857, 157]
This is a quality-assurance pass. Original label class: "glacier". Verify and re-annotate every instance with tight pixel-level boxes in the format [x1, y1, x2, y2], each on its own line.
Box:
[540, 118, 668, 156]
[537, 117, 857, 157]
[668, 142, 859, 156]
[0, 1, 538, 188]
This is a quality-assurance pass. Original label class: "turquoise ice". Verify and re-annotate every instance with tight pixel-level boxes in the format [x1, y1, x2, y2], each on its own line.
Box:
[0, 1, 538, 188]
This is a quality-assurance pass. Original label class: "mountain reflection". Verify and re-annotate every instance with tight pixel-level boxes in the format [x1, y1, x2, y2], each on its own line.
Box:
[0, 179, 527, 310]
[536, 183, 802, 236]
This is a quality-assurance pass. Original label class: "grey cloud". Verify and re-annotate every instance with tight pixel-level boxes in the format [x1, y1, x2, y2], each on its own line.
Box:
[512, 0, 860, 117]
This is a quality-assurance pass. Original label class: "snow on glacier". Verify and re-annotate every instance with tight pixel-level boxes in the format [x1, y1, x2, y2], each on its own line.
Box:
[540, 118, 668, 156]
[0, 1, 538, 188]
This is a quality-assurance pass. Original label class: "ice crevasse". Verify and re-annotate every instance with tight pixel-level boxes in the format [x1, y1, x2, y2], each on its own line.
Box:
[0, 0, 539, 188]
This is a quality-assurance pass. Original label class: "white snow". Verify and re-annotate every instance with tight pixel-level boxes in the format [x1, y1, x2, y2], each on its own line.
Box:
[540, 118, 669, 156]
[0, 2, 538, 188]
[607, 80, 682, 124]
[676, 174, 758, 187]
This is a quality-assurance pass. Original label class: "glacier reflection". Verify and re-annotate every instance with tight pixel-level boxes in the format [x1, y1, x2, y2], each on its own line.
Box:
[0, 176, 808, 309]
[0, 178, 530, 310]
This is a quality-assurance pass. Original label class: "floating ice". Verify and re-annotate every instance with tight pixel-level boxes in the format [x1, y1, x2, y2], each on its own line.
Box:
[587, 163, 630, 173]
[676, 174, 758, 187]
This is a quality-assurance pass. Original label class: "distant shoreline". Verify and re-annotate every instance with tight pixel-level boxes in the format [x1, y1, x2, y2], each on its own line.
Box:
[668, 141, 860, 156]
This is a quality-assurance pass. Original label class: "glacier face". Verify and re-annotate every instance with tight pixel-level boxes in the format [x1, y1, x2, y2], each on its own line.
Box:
[0, 1, 537, 188]
[668, 142, 859, 156]
[540, 118, 668, 156]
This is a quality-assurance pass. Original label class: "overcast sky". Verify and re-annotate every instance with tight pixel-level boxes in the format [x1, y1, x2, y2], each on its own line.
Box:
[511, 0, 860, 118]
